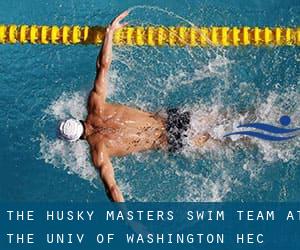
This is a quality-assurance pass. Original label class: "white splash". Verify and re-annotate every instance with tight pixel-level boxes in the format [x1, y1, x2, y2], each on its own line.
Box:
[182, 90, 300, 163]
[39, 134, 97, 183]
[38, 89, 300, 201]
[176, 166, 233, 202]
[37, 6, 299, 202]
[46, 92, 87, 120]
[39, 92, 98, 185]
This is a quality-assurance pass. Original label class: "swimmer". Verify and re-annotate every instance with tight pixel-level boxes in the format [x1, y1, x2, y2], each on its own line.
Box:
[58, 11, 210, 202]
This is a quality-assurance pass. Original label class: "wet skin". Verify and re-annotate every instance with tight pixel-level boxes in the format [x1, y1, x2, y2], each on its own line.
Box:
[80, 11, 209, 203]
[84, 96, 168, 157]
[80, 11, 163, 203]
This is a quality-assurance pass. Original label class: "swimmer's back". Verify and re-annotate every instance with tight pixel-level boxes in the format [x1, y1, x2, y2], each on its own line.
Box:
[86, 102, 168, 156]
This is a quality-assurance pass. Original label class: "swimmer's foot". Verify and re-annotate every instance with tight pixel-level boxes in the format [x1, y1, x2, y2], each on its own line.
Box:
[193, 133, 210, 147]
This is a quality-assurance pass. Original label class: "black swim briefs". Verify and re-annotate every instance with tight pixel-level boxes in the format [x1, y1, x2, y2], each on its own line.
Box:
[166, 108, 191, 153]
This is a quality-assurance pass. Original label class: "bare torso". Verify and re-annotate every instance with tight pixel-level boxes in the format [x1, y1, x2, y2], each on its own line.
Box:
[66, 11, 211, 202]
[85, 92, 168, 157]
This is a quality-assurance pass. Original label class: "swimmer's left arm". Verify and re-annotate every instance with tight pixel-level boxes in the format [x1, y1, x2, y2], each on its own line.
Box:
[92, 143, 125, 202]
[94, 11, 129, 100]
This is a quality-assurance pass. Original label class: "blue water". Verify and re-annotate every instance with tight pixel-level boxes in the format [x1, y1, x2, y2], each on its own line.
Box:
[0, 0, 299, 202]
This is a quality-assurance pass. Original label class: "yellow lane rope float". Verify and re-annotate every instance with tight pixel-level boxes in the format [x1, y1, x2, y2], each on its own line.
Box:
[0, 25, 299, 46]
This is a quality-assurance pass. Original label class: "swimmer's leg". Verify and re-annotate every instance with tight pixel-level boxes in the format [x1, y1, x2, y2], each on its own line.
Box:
[192, 133, 254, 148]
[192, 132, 211, 147]
[189, 114, 217, 147]
[190, 107, 259, 148]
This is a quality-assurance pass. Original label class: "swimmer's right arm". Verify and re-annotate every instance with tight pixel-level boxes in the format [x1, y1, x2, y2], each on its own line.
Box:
[93, 11, 129, 100]
[92, 143, 125, 202]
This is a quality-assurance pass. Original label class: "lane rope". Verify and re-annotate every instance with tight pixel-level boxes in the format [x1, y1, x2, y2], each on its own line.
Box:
[0, 25, 299, 46]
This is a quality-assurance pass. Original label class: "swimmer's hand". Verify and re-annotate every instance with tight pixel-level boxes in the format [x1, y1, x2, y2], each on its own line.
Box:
[107, 10, 129, 33]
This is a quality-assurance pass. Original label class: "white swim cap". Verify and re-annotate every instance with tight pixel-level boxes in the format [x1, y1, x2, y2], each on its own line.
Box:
[58, 118, 84, 142]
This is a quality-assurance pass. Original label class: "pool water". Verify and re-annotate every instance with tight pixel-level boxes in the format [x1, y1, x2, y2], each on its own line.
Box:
[0, 0, 299, 202]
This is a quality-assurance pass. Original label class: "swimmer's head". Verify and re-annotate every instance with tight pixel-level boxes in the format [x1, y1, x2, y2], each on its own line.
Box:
[57, 118, 84, 142]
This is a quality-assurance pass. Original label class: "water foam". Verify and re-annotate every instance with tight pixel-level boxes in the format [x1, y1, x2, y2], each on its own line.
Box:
[39, 87, 300, 201]
[39, 92, 98, 185]
[38, 6, 299, 202]
[183, 89, 300, 162]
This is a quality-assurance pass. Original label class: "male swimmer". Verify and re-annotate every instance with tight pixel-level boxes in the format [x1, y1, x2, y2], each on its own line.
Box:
[58, 11, 210, 202]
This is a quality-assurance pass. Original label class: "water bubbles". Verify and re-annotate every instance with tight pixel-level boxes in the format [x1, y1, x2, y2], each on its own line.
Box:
[38, 6, 299, 202]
